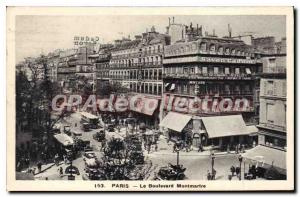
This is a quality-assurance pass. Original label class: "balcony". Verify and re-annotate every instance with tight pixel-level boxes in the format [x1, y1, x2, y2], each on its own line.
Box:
[263, 66, 286, 74]
[163, 73, 253, 80]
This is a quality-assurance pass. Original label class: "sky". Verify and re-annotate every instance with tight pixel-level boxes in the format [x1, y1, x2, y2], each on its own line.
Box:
[15, 15, 286, 63]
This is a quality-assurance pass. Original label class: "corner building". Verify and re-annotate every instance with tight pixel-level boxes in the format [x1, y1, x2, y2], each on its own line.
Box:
[161, 22, 262, 148]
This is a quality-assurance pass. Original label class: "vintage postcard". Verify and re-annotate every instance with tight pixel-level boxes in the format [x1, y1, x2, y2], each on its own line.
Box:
[6, 7, 294, 191]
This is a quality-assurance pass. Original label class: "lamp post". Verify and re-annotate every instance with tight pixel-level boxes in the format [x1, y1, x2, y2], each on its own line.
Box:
[175, 141, 182, 166]
[238, 154, 243, 180]
[211, 152, 215, 180]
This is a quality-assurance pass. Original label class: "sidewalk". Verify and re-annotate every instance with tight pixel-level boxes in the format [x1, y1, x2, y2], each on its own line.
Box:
[145, 136, 244, 157]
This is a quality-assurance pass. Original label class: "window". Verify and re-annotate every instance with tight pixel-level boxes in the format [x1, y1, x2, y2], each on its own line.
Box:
[158, 84, 162, 94]
[158, 69, 162, 80]
[183, 84, 188, 93]
[202, 67, 208, 75]
[200, 43, 207, 51]
[210, 44, 216, 53]
[266, 103, 275, 123]
[218, 47, 224, 54]
[225, 84, 231, 94]
[213, 67, 219, 75]
[266, 81, 274, 95]
[183, 67, 189, 74]
[190, 68, 195, 74]
[225, 48, 230, 55]
[235, 68, 240, 74]
[269, 58, 276, 67]
[225, 67, 230, 75]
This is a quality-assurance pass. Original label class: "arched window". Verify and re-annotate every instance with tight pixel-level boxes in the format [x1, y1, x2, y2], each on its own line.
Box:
[225, 48, 230, 55]
[231, 49, 236, 55]
[210, 44, 216, 53]
[218, 47, 223, 54]
[192, 43, 197, 51]
[200, 42, 207, 51]
[186, 45, 190, 52]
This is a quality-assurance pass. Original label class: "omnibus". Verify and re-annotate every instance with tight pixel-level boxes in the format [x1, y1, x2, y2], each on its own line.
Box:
[80, 112, 99, 129]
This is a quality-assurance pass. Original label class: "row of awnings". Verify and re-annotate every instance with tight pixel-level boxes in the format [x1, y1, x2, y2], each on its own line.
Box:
[165, 83, 176, 91]
[159, 112, 257, 138]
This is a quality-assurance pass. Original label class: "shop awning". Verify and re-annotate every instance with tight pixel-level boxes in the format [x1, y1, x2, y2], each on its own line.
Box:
[169, 84, 176, 90]
[159, 112, 192, 132]
[54, 133, 74, 146]
[246, 125, 258, 136]
[246, 68, 252, 74]
[242, 145, 286, 174]
[201, 115, 249, 138]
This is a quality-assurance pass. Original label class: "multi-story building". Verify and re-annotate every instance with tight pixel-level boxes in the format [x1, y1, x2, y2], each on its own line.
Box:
[160, 21, 262, 147]
[257, 54, 286, 149]
[92, 44, 114, 93]
[57, 45, 96, 93]
[109, 27, 170, 128]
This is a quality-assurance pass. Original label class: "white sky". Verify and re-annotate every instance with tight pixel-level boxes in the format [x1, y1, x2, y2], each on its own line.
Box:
[15, 15, 286, 63]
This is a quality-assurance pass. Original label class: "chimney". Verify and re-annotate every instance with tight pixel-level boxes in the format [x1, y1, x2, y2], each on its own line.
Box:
[173, 17, 175, 24]
[168, 17, 171, 25]
[199, 25, 203, 37]
[228, 24, 232, 38]
[205, 31, 208, 36]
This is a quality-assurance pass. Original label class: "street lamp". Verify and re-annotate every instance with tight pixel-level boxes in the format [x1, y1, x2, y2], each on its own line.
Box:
[174, 141, 182, 166]
[238, 154, 243, 180]
[210, 152, 215, 180]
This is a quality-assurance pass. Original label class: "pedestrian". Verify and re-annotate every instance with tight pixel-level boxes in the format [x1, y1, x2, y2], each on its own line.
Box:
[154, 143, 158, 152]
[253, 140, 256, 148]
[59, 167, 63, 177]
[54, 153, 59, 166]
[63, 154, 67, 164]
[230, 165, 235, 176]
[242, 144, 245, 153]
[237, 143, 241, 153]
[212, 168, 216, 180]
[173, 143, 177, 153]
[147, 143, 151, 154]
[235, 145, 239, 154]
[207, 170, 211, 180]
[227, 144, 230, 153]
[235, 166, 241, 178]
[198, 143, 203, 152]
[37, 161, 42, 173]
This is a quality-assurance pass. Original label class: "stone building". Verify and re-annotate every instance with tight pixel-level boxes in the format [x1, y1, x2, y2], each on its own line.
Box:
[160, 22, 262, 147]
[257, 54, 287, 149]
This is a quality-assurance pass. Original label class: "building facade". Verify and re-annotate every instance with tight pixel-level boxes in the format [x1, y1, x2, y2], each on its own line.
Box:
[257, 54, 287, 149]
[161, 22, 262, 147]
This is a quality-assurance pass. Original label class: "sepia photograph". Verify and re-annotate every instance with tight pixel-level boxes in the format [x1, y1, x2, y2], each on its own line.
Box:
[6, 6, 294, 191]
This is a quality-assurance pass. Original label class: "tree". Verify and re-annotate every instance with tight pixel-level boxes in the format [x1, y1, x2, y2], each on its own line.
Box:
[16, 55, 70, 140]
